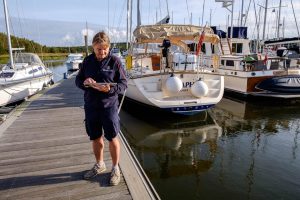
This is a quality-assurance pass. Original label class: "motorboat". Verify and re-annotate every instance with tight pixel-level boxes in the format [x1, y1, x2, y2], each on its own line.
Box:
[0, 53, 53, 107]
[125, 24, 224, 115]
[0, 0, 53, 107]
[65, 53, 83, 71]
[201, 27, 300, 99]
[252, 75, 300, 98]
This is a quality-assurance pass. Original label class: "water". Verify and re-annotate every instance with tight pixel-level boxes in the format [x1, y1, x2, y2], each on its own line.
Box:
[120, 98, 300, 200]
[47, 62, 69, 83]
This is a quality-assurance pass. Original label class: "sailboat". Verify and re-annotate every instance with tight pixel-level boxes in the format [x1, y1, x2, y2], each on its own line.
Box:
[0, 0, 53, 107]
[123, 1, 224, 115]
[125, 24, 224, 115]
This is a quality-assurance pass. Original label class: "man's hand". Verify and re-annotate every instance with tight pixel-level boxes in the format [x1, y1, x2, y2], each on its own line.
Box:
[92, 83, 110, 93]
[83, 77, 96, 87]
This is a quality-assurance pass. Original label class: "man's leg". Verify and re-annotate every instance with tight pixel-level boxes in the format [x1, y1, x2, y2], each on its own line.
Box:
[109, 137, 120, 167]
[93, 136, 104, 163]
[109, 136, 121, 186]
[83, 136, 106, 180]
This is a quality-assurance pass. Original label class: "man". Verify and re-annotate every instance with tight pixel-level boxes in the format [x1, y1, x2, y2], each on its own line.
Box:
[75, 31, 127, 186]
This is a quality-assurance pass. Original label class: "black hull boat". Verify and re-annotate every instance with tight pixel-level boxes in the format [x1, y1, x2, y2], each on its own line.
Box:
[252, 75, 300, 99]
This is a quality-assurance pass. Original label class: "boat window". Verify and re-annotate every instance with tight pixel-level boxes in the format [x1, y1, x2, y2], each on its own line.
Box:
[226, 60, 235, 66]
[28, 68, 39, 74]
[201, 45, 206, 54]
[0, 72, 14, 78]
[232, 43, 243, 54]
[38, 67, 43, 70]
[221, 60, 225, 65]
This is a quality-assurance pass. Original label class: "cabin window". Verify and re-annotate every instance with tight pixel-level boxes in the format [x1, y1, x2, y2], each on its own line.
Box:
[211, 44, 215, 54]
[0, 72, 14, 78]
[226, 60, 235, 67]
[221, 60, 225, 65]
[232, 43, 243, 54]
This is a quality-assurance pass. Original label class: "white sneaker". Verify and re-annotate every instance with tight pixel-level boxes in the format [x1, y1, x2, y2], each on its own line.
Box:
[110, 167, 121, 186]
[84, 163, 106, 180]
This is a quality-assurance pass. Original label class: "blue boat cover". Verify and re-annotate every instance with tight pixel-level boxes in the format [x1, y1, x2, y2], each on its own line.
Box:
[256, 75, 300, 93]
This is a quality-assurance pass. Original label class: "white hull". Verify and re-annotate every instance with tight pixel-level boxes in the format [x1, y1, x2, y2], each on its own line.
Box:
[0, 74, 52, 106]
[66, 62, 80, 71]
[65, 53, 83, 71]
[126, 72, 224, 114]
[215, 67, 300, 96]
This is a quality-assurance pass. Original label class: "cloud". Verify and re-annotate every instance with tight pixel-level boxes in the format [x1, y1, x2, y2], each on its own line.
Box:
[62, 34, 74, 42]
[106, 28, 127, 43]
[81, 28, 95, 37]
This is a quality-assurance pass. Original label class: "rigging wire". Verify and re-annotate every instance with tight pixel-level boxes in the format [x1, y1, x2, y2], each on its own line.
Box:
[290, 0, 300, 38]
[16, 0, 23, 37]
[114, 0, 127, 44]
[12, 0, 38, 54]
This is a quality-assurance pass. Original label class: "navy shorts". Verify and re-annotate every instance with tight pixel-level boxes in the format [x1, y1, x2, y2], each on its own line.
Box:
[84, 106, 120, 141]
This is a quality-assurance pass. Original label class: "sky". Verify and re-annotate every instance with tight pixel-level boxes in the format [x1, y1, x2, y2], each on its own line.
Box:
[1, 0, 300, 46]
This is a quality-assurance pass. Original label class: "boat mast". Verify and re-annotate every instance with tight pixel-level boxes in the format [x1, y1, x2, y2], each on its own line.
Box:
[201, 0, 205, 26]
[240, 0, 244, 26]
[262, 0, 268, 40]
[84, 21, 89, 57]
[137, 0, 141, 26]
[126, 0, 131, 49]
[277, 0, 282, 39]
[3, 0, 14, 68]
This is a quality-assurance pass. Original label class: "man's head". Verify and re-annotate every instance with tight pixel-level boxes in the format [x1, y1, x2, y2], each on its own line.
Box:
[92, 31, 110, 60]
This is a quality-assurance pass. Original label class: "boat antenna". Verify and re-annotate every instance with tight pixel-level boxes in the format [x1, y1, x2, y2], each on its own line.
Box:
[3, 0, 14, 68]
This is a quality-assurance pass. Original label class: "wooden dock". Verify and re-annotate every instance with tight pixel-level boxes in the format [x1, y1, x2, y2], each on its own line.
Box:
[0, 75, 159, 200]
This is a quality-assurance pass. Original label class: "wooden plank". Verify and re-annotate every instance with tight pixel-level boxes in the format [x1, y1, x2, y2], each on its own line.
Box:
[0, 77, 133, 200]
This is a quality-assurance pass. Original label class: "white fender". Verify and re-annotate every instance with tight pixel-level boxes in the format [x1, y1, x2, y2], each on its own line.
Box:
[191, 80, 208, 97]
[164, 75, 183, 95]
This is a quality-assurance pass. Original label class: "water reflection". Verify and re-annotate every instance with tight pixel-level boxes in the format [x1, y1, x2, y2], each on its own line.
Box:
[213, 97, 300, 163]
[120, 97, 300, 200]
[120, 108, 224, 199]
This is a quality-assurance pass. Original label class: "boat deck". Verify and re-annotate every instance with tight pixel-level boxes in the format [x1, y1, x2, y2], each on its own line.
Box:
[0, 75, 159, 200]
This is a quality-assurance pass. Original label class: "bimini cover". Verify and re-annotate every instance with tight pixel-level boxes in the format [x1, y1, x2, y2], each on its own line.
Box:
[133, 24, 220, 52]
[256, 75, 300, 93]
